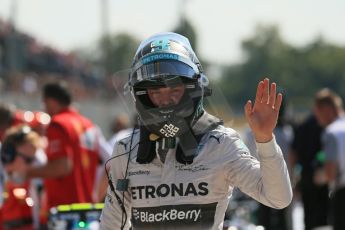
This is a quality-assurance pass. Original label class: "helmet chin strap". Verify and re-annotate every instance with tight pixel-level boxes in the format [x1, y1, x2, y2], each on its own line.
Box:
[136, 112, 223, 164]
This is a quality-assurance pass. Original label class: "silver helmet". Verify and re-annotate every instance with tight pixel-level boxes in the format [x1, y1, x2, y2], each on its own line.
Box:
[128, 32, 211, 138]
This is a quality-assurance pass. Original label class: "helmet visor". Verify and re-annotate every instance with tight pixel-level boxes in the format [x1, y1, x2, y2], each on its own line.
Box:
[130, 60, 197, 87]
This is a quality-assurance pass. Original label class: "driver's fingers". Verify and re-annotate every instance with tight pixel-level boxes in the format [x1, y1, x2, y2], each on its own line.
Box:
[261, 78, 269, 103]
[255, 80, 264, 104]
[269, 82, 276, 106]
[274, 93, 283, 111]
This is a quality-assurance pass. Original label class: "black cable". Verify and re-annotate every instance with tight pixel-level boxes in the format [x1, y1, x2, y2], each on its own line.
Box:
[104, 127, 137, 230]
[104, 151, 130, 229]
[121, 128, 135, 229]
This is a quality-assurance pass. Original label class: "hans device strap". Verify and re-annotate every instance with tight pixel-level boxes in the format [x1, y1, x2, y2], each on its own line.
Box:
[136, 125, 156, 164]
[136, 112, 223, 164]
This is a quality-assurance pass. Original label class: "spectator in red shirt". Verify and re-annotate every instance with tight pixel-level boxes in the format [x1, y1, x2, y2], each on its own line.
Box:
[7, 82, 103, 212]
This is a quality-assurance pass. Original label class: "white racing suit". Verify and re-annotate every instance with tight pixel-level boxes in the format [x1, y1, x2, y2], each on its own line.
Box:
[100, 125, 292, 230]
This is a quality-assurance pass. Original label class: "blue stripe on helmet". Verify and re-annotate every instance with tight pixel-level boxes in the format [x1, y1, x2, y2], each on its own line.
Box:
[141, 53, 179, 65]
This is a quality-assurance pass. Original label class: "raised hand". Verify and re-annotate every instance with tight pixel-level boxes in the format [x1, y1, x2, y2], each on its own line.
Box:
[244, 78, 282, 143]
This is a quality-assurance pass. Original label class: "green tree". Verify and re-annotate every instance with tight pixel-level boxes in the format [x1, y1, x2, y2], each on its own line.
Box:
[100, 33, 139, 75]
[173, 17, 198, 50]
[172, 17, 213, 76]
[220, 25, 345, 112]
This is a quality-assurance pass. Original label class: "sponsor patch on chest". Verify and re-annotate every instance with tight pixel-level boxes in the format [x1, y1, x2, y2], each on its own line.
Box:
[132, 203, 217, 229]
[131, 182, 208, 200]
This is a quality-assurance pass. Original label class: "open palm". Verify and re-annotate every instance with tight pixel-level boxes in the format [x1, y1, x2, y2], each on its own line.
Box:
[244, 78, 282, 143]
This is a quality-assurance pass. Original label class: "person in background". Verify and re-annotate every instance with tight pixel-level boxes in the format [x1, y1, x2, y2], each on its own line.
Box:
[0, 103, 19, 230]
[6, 82, 103, 218]
[289, 113, 330, 230]
[313, 88, 344, 230]
[1, 125, 46, 229]
[0, 103, 21, 186]
[108, 114, 131, 149]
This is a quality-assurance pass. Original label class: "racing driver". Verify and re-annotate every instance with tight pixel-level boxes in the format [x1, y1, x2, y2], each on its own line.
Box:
[100, 32, 292, 230]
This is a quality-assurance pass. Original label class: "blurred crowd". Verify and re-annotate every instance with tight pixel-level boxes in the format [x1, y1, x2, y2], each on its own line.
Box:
[233, 88, 345, 230]
[0, 81, 133, 229]
[0, 19, 116, 100]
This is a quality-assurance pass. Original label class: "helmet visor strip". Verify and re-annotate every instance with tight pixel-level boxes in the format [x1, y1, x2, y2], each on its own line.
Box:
[131, 60, 198, 88]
